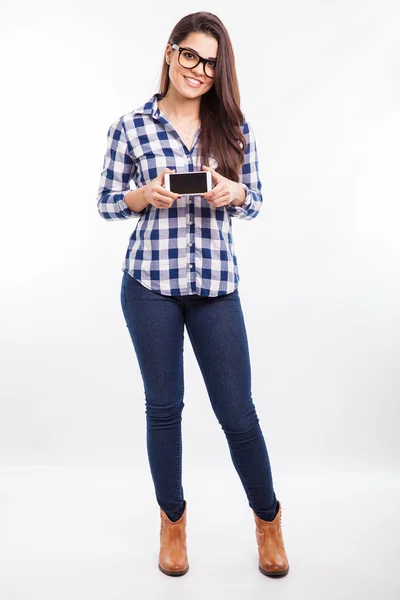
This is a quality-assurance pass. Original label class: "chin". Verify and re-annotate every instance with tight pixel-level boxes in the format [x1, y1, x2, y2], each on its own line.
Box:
[185, 84, 213, 99]
[179, 87, 202, 99]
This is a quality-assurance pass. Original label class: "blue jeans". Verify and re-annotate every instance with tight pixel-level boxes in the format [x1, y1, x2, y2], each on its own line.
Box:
[120, 271, 278, 522]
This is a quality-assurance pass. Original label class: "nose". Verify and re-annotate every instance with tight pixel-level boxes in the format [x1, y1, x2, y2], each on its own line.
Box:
[191, 62, 205, 79]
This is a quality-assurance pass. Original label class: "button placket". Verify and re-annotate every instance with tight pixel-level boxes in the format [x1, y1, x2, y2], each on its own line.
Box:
[185, 147, 195, 279]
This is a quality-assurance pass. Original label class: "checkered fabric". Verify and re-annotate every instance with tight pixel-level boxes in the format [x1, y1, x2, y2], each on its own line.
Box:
[96, 93, 263, 296]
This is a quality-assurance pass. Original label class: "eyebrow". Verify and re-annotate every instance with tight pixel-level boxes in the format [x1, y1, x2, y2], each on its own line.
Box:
[184, 46, 217, 61]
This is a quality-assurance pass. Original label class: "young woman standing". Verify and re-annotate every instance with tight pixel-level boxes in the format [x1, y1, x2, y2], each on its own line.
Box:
[96, 11, 289, 579]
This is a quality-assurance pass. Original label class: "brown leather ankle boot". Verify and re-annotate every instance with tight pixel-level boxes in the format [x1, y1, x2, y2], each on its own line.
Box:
[158, 500, 189, 576]
[253, 500, 289, 577]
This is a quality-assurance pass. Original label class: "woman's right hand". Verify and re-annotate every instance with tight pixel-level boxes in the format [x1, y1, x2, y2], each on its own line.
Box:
[143, 168, 181, 209]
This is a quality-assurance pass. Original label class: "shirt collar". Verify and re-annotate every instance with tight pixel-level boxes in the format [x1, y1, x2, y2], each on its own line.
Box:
[134, 92, 164, 120]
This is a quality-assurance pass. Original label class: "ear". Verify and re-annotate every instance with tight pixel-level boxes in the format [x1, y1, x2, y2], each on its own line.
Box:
[165, 44, 172, 65]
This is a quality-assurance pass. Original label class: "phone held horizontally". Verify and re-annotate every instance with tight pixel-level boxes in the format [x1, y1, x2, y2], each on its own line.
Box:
[164, 171, 212, 196]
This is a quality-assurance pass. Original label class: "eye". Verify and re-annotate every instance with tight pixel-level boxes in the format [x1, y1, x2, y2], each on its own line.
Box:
[207, 60, 216, 68]
[183, 51, 196, 60]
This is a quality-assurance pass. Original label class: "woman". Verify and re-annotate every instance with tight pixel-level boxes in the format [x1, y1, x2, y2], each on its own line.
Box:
[96, 11, 289, 578]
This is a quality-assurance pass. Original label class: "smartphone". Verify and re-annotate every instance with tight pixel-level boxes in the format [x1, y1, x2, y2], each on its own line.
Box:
[164, 171, 212, 195]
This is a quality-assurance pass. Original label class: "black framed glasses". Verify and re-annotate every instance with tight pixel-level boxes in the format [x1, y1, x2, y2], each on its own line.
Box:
[171, 43, 216, 79]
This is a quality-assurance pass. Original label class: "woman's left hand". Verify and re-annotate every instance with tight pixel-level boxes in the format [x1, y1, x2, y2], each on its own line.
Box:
[201, 165, 243, 208]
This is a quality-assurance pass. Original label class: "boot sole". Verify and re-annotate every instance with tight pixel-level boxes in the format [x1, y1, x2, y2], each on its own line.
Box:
[159, 563, 189, 576]
[259, 564, 289, 577]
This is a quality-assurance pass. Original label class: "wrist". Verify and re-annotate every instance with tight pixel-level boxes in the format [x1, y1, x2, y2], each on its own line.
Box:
[125, 185, 150, 213]
[230, 182, 246, 207]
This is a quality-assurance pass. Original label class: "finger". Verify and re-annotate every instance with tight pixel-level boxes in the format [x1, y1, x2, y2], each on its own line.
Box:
[206, 189, 228, 202]
[214, 196, 231, 207]
[207, 193, 230, 206]
[154, 183, 180, 200]
[202, 182, 224, 199]
[153, 193, 175, 206]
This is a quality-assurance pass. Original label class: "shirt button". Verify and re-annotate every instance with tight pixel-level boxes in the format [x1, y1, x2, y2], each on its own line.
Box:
[189, 220, 193, 225]
[189, 264, 193, 268]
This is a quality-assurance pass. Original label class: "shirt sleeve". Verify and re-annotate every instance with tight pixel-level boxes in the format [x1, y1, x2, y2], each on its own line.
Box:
[225, 116, 263, 220]
[96, 116, 146, 221]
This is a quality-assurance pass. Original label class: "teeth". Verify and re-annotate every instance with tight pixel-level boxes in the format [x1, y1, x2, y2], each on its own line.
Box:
[185, 77, 201, 85]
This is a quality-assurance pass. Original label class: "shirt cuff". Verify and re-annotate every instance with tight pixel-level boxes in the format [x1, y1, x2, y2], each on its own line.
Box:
[227, 183, 252, 215]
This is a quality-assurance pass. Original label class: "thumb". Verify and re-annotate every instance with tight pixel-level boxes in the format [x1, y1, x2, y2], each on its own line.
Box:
[158, 167, 175, 182]
[202, 164, 220, 184]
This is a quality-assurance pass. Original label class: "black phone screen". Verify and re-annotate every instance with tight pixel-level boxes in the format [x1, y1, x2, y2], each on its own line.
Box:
[168, 172, 208, 194]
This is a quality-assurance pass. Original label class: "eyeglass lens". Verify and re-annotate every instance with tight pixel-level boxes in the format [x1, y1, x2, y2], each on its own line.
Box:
[179, 49, 215, 78]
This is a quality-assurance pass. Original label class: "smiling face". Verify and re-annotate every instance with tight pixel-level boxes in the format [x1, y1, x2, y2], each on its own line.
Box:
[165, 32, 218, 99]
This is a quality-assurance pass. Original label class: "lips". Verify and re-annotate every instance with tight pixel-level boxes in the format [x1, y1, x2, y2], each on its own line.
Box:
[184, 76, 203, 87]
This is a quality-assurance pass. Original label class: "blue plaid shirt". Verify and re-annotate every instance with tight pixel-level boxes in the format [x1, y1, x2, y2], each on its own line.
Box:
[96, 92, 263, 296]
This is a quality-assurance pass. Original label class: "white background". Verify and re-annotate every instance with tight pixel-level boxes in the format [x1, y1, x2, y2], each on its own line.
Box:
[1, 1, 399, 598]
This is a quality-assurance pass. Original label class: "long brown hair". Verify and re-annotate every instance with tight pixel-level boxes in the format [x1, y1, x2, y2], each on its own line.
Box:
[158, 12, 247, 182]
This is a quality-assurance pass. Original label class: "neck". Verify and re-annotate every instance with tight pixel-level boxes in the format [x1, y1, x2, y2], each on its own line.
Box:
[158, 87, 200, 122]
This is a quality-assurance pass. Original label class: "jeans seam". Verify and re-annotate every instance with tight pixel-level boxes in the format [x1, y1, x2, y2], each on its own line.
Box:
[176, 358, 184, 509]
[121, 273, 130, 329]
